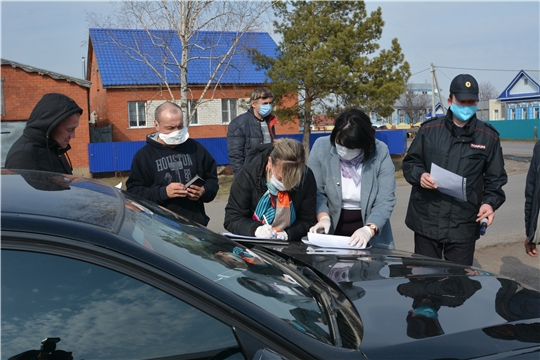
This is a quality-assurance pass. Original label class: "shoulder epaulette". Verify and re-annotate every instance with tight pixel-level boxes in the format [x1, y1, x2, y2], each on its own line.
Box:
[420, 116, 439, 127]
[480, 121, 500, 136]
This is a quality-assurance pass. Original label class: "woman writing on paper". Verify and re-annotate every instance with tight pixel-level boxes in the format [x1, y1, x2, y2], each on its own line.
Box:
[307, 108, 396, 249]
[224, 138, 317, 241]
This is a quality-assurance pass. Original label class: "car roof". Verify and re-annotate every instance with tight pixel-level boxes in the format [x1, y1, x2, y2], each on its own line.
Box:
[1, 169, 123, 230]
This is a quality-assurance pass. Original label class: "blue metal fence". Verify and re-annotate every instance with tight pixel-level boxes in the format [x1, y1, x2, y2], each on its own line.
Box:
[87, 130, 408, 173]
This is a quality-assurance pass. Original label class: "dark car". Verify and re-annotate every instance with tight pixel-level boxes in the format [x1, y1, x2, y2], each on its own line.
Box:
[2, 170, 539, 360]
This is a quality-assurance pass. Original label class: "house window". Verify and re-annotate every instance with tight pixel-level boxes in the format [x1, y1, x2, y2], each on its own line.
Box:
[128, 102, 147, 127]
[522, 107, 527, 120]
[493, 109, 499, 120]
[524, 78, 529, 85]
[535, 108, 539, 119]
[510, 108, 516, 120]
[188, 100, 198, 125]
[222, 99, 237, 124]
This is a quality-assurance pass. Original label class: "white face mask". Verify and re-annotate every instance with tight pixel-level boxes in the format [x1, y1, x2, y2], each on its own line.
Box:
[270, 175, 287, 191]
[335, 144, 362, 161]
[159, 127, 189, 145]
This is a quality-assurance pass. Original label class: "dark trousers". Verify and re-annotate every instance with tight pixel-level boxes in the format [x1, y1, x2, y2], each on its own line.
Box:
[414, 233, 476, 266]
[335, 209, 364, 236]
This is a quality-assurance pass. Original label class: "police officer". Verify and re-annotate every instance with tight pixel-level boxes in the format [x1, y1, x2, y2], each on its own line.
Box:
[402, 74, 508, 266]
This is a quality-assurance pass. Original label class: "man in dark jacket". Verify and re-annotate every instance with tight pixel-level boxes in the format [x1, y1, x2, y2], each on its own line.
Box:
[227, 87, 278, 176]
[5, 93, 83, 174]
[524, 140, 540, 257]
[402, 74, 508, 266]
[126, 102, 218, 226]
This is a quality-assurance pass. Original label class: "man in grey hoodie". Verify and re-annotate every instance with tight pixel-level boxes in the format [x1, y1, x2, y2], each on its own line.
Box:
[5, 93, 83, 174]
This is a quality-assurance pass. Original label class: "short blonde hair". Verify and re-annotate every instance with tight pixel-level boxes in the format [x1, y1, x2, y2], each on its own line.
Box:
[268, 138, 305, 190]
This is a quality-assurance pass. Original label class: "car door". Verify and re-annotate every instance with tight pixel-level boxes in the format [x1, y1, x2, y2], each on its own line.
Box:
[1, 237, 295, 360]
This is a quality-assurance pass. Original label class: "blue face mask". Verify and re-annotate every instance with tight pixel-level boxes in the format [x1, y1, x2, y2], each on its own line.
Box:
[412, 304, 439, 319]
[258, 104, 272, 118]
[450, 103, 478, 122]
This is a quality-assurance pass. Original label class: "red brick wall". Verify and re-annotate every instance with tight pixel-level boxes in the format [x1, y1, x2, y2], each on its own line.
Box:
[88, 56, 300, 142]
[1, 65, 91, 175]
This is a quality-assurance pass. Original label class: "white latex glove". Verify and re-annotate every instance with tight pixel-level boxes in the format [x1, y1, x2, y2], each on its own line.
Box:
[349, 226, 372, 248]
[275, 231, 288, 241]
[255, 224, 277, 238]
[309, 216, 331, 234]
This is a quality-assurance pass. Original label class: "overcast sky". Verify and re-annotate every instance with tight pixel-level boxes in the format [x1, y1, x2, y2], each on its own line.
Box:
[1, 1, 539, 99]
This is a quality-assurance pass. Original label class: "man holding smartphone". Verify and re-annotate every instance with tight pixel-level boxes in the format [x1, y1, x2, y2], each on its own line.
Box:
[127, 102, 219, 226]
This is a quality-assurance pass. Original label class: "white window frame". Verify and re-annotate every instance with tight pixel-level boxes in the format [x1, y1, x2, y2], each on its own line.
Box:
[510, 108, 516, 120]
[221, 99, 237, 124]
[522, 107, 527, 120]
[535, 107, 539, 119]
[188, 100, 198, 125]
[493, 109, 499, 120]
[128, 101, 147, 128]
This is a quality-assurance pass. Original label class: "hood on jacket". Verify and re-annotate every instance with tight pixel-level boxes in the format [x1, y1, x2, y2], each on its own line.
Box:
[23, 93, 83, 144]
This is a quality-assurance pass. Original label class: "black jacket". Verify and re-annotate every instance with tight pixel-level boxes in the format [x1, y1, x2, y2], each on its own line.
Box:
[525, 140, 540, 241]
[126, 133, 219, 226]
[403, 111, 507, 243]
[227, 107, 277, 176]
[5, 93, 83, 174]
[224, 144, 317, 241]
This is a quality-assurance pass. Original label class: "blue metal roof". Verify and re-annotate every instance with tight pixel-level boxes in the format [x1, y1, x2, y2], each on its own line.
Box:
[89, 28, 277, 87]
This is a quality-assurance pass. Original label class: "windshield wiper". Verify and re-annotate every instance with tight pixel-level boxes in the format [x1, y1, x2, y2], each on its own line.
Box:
[302, 267, 343, 347]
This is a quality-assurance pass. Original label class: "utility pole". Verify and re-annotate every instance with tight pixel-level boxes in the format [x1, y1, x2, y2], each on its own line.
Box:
[430, 63, 447, 116]
[430, 64, 436, 117]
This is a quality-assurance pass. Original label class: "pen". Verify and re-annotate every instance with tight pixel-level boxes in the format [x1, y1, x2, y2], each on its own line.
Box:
[262, 215, 277, 239]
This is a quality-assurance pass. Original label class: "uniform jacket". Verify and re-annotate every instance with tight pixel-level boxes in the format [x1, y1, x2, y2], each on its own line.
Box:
[5, 93, 83, 174]
[308, 136, 397, 249]
[126, 133, 218, 226]
[403, 111, 507, 243]
[227, 107, 278, 176]
[525, 140, 540, 241]
[224, 143, 317, 242]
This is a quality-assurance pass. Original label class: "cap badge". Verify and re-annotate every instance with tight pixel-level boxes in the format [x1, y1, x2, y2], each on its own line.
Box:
[465, 81, 471, 88]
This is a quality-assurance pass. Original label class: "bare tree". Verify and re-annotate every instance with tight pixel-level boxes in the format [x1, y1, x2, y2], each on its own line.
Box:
[396, 84, 431, 124]
[87, 0, 273, 125]
[478, 81, 499, 101]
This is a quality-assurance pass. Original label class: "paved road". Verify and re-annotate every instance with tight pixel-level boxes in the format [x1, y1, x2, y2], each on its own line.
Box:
[207, 141, 540, 290]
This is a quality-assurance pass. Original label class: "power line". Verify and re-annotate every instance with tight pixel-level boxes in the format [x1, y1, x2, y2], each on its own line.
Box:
[435, 65, 539, 72]
[410, 68, 430, 76]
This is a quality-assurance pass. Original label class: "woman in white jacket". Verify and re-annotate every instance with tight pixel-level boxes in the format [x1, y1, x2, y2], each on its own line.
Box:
[307, 108, 397, 249]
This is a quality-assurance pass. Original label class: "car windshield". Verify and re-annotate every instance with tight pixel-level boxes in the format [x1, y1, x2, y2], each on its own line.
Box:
[119, 192, 332, 343]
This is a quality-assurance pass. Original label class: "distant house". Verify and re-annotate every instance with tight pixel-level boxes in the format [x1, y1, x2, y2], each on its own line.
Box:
[497, 70, 540, 120]
[87, 28, 298, 143]
[391, 83, 444, 125]
[0, 59, 91, 175]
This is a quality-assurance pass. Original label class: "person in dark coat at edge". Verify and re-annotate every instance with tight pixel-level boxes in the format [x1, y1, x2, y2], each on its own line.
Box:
[126, 101, 218, 227]
[524, 140, 540, 257]
[5, 93, 83, 174]
[224, 138, 317, 242]
[227, 87, 278, 177]
[402, 74, 508, 266]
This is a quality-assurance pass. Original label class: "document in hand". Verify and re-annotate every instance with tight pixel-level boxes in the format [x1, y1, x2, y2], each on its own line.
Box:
[430, 163, 467, 202]
[303, 232, 371, 249]
[185, 175, 206, 188]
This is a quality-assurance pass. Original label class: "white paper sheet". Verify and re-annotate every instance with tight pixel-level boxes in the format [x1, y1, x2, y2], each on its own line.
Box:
[430, 163, 467, 201]
[302, 232, 371, 249]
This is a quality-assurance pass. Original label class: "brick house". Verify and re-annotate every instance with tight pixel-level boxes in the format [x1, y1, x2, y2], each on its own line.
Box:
[0, 59, 91, 175]
[87, 28, 298, 144]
